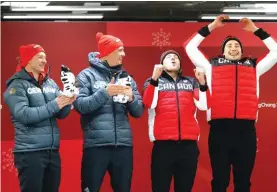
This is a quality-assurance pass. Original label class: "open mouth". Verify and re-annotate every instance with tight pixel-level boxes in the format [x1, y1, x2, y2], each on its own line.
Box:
[229, 52, 239, 57]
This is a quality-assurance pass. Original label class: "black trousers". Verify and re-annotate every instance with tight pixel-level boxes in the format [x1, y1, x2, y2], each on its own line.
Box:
[14, 150, 61, 192]
[81, 146, 133, 192]
[209, 119, 257, 192]
[151, 140, 199, 192]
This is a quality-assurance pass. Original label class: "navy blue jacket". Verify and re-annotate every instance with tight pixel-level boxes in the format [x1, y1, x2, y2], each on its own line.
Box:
[4, 69, 71, 152]
[73, 53, 144, 148]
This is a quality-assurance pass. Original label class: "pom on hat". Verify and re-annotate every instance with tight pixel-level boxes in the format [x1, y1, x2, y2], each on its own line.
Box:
[96, 32, 104, 42]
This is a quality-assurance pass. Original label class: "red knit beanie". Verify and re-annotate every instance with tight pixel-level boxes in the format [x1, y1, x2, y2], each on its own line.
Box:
[96, 32, 123, 58]
[16, 44, 45, 72]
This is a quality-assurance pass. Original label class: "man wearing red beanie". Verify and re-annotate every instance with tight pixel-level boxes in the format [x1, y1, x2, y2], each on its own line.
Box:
[4, 44, 75, 192]
[143, 50, 210, 192]
[185, 15, 277, 192]
[74, 33, 144, 192]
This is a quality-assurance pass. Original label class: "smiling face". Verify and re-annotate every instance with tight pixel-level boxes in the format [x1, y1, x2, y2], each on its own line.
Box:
[223, 40, 242, 61]
[162, 53, 181, 72]
[27, 52, 47, 73]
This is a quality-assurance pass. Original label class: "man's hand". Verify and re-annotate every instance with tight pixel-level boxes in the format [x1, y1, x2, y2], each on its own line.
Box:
[56, 95, 75, 109]
[239, 18, 259, 33]
[208, 14, 229, 32]
[152, 64, 164, 81]
[106, 77, 129, 96]
[124, 86, 134, 102]
[194, 67, 206, 85]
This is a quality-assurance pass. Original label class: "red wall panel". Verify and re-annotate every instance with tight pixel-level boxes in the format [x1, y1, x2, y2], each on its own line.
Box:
[1, 22, 276, 192]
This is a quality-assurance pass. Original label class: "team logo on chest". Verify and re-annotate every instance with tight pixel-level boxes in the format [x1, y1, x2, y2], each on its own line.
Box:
[158, 82, 193, 91]
[218, 58, 252, 66]
[27, 87, 56, 94]
[93, 81, 107, 89]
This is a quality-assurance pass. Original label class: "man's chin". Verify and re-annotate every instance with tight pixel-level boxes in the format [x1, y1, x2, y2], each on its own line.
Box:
[165, 68, 180, 73]
[226, 55, 241, 61]
[110, 63, 122, 67]
[115, 61, 122, 65]
[38, 68, 45, 73]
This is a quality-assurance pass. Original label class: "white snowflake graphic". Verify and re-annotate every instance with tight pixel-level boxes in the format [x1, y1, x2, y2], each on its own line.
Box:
[2, 148, 18, 175]
[152, 28, 171, 48]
